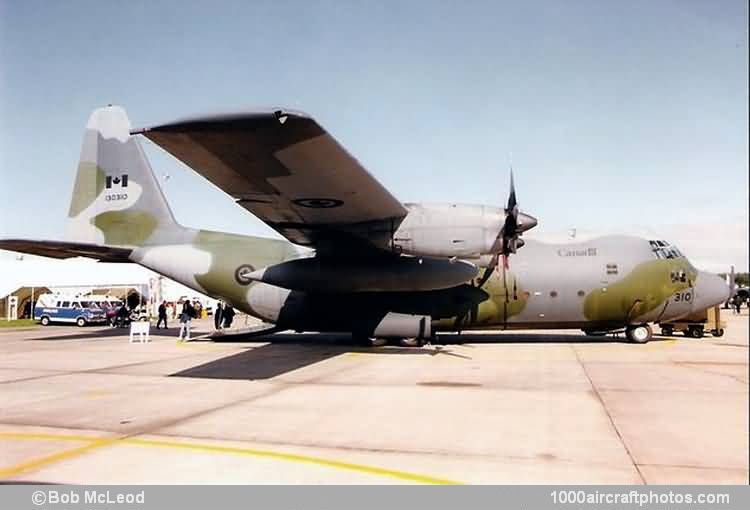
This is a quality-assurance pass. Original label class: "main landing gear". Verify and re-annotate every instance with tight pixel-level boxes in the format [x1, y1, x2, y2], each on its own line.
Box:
[352, 333, 430, 348]
[625, 324, 653, 344]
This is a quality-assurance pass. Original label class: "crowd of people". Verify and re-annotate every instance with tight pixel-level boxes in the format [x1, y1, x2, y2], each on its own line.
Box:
[213, 301, 235, 331]
[151, 298, 236, 341]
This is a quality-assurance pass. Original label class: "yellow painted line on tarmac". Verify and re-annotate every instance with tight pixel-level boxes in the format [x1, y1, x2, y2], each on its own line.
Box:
[0, 431, 101, 443]
[82, 390, 114, 400]
[0, 431, 460, 485]
[646, 339, 676, 348]
[127, 437, 460, 484]
[0, 433, 122, 479]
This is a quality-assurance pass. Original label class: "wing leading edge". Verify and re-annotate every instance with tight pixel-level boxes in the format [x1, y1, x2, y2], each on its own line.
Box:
[133, 110, 407, 255]
[0, 239, 132, 262]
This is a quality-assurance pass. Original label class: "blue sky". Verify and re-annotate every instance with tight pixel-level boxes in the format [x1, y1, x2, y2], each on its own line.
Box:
[1, 0, 747, 269]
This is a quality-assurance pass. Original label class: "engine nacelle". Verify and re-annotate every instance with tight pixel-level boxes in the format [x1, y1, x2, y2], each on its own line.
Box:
[373, 312, 431, 339]
[246, 283, 291, 323]
[392, 203, 536, 261]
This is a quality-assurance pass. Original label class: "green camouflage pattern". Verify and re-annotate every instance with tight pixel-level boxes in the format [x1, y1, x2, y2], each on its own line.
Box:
[51, 105, 730, 336]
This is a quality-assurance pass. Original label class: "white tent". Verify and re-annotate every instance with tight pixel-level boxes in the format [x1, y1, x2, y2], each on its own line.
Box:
[0, 251, 213, 318]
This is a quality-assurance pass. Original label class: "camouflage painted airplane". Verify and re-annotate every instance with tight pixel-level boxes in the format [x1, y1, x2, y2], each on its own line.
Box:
[0, 106, 730, 344]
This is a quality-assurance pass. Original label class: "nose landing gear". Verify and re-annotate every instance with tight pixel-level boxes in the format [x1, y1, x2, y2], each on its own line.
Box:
[626, 324, 653, 343]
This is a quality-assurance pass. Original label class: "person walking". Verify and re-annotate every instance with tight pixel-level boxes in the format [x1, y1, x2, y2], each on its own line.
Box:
[156, 300, 168, 329]
[178, 300, 195, 341]
[222, 304, 235, 329]
[214, 301, 223, 330]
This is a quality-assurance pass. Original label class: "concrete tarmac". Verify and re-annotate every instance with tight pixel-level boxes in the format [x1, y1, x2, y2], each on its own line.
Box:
[1, 313, 747, 484]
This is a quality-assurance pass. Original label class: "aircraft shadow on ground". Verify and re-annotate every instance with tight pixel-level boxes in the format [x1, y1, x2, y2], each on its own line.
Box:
[26, 326, 199, 342]
[169, 331, 679, 381]
[170, 337, 458, 380]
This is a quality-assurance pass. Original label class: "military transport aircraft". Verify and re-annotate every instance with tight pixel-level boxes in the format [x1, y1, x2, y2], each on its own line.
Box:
[0, 106, 730, 344]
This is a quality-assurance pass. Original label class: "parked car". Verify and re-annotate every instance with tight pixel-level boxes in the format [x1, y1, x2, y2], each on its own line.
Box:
[34, 295, 108, 327]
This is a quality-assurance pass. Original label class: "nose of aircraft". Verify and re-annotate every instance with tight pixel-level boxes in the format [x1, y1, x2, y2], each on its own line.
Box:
[693, 271, 731, 311]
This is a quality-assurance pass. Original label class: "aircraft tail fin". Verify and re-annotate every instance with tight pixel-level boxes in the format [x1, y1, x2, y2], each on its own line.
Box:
[65, 105, 180, 248]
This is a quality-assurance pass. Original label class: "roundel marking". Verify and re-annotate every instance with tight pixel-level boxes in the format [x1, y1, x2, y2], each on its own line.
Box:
[234, 264, 255, 286]
[292, 198, 344, 209]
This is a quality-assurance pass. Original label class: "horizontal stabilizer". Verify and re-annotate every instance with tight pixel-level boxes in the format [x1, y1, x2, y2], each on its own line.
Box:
[0, 239, 132, 263]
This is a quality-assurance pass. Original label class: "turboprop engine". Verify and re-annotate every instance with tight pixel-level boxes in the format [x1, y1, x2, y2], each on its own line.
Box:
[391, 174, 537, 266]
[246, 255, 478, 293]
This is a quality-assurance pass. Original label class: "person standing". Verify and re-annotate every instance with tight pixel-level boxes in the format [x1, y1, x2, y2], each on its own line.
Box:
[116, 303, 129, 328]
[222, 304, 235, 329]
[178, 300, 194, 341]
[214, 301, 223, 330]
[156, 300, 168, 329]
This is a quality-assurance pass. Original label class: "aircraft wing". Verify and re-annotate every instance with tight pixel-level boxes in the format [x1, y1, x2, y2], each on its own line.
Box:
[133, 110, 408, 254]
[0, 239, 132, 262]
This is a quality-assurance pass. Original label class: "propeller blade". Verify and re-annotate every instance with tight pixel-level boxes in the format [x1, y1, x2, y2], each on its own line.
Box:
[476, 254, 498, 288]
[482, 169, 537, 281]
[507, 169, 517, 212]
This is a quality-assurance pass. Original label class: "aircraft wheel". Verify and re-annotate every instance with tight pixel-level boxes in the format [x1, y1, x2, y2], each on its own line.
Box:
[40, 316, 50, 326]
[352, 332, 386, 347]
[688, 326, 704, 339]
[76, 317, 87, 327]
[399, 337, 425, 347]
[712, 328, 725, 337]
[626, 324, 652, 344]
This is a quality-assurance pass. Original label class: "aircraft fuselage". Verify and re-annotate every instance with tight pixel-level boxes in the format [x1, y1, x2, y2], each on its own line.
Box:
[130, 230, 728, 337]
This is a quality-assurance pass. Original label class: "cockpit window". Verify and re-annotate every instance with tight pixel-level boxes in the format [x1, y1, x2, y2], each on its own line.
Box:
[649, 240, 684, 259]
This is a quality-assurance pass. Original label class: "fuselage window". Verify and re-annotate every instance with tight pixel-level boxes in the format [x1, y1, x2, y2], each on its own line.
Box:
[550, 290, 558, 297]
[649, 239, 683, 260]
[577, 290, 585, 297]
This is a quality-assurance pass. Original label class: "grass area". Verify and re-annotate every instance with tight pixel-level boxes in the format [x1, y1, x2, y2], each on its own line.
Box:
[0, 319, 38, 328]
